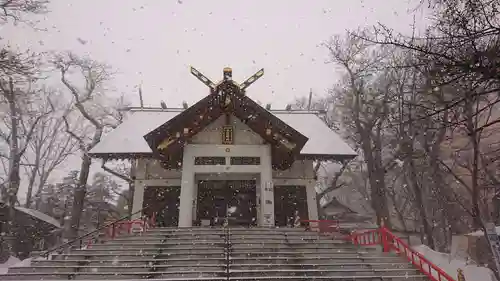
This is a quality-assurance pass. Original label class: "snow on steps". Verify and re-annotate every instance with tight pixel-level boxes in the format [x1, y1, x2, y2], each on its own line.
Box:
[2, 226, 428, 280]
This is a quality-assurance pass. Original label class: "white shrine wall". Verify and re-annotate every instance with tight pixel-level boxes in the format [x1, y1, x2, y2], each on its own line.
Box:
[130, 114, 318, 226]
[190, 114, 265, 145]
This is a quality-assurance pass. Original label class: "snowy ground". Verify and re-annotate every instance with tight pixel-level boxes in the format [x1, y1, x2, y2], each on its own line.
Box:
[413, 244, 497, 281]
[0, 256, 32, 275]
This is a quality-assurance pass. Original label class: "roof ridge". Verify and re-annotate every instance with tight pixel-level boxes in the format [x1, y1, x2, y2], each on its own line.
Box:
[125, 107, 324, 114]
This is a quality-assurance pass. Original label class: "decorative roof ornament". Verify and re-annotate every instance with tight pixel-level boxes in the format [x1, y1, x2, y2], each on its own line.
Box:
[189, 66, 265, 94]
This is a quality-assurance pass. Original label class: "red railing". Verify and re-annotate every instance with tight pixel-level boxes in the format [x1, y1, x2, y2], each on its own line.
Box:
[301, 219, 340, 233]
[84, 215, 156, 248]
[351, 227, 456, 281]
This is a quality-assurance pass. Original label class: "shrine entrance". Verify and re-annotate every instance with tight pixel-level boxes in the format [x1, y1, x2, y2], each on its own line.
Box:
[274, 185, 309, 227]
[196, 180, 257, 227]
[143, 186, 181, 227]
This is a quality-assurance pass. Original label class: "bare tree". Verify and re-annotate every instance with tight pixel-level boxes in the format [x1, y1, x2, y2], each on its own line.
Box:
[53, 52, 125, 239]
[0, 0, 48, 23]
[364, 0, 500, 133]
[21, 90, 79, 208]
[326, 34, 395, 228]
[0, 75, 51, 257]
[291, 95, 351, 216]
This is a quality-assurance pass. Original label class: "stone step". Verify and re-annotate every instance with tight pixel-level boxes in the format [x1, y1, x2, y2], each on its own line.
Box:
[4, 268, 422, 277]
[227, 276, 427, 280]
[1, 271, 228, 280]
[100, 240, 226, 246]
[229, 262, 413, 269]
[33, 255, 402, 265]
[229, 237, 343, 241]
[97, 239, 352, 246]
[229, 256, 404, 262]
[230, 249, 373, 254]
[228, 267, 420, 274]
[229, 235, 344, 240]
[142, 233, 227, 238]
[138, 230, 226, 235]
[123, 237, 224, 241]
[229, 250, 374, 256]
[148, 227, 308, 232]
[3, 274, 428, 281]
[54, 253, 225, 261]
[68, 248, 375, 257]
[85, 245, 370, 253]
[33, 257, 227, 264]
[1, 277, 427, 281]
[230, 239, 349, 243]
[9, 264, 226, 274]
[72, 248, 226, 255]
[143, 229, 334, 237]
[30, 261, 224, 268]
[11, 261, 413, 273]
[93, 242, 226, 247]
[230, 244, 375, 250]
[115, 233, 342, 239]
[79, 245, 227, 251]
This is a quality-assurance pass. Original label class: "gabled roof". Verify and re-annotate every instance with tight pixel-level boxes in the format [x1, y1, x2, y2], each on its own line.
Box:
[143, 90, 310, 169]
[90, 109, 355, 158]
[0, 203, 61, 229]
[275, 113, 356, 160]
[89, 108, 357, 161]
[90, 110, 181, 158]
[14, 206, 61, 228]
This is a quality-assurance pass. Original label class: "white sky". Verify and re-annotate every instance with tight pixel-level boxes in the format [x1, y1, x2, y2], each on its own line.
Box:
[1, 0, 428, 200]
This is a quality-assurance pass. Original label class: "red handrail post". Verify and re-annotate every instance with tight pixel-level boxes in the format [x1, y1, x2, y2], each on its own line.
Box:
[351, 231, 357, 245]
[151, 212, 156, 228]
[380, 227, 390, 252]
[111, 223, 116, 239]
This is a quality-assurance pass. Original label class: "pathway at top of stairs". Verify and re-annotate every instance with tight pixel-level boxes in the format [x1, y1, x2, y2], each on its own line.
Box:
[4, 226, 430, 281]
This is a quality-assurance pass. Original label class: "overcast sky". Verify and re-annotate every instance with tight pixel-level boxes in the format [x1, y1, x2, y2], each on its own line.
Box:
[5, 0, 426, 107]
[2, 0, 428, 199]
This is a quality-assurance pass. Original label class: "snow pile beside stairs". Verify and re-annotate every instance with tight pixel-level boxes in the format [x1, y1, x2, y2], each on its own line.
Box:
[0, 256, 31, 275]
[413, 244, 497, 281]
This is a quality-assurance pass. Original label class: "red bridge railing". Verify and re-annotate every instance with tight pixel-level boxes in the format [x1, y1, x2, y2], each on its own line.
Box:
[304, 220, 457, 281]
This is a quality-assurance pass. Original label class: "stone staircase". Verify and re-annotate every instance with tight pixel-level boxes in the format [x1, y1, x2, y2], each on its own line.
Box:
[4, 227, 429, 280]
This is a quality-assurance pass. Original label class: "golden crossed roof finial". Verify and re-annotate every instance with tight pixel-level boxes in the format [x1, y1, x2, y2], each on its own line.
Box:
[189, 66, 264, 92]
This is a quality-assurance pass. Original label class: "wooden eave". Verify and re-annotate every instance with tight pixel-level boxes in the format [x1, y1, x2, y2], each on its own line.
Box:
[297, 153, 357, 162]
[87, 152, 154, 160]
[143, 82, 309, 170]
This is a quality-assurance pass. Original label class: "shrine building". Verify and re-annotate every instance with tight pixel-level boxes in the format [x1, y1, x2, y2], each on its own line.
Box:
[88, 67, 356, 228]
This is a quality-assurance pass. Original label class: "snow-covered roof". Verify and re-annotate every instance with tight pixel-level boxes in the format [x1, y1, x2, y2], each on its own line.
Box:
[275, 112, 355, 158]
[14, 206, 61, 229]
[467, 225, 500, 236]
[90, 110, 181, 155]
[89, 108, 357, 159]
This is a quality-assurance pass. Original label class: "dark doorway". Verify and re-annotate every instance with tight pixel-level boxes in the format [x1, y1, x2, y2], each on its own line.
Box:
[197, 180, 257, 227]
[143, 186, 180, 227]
[274, 185, 309, 227]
